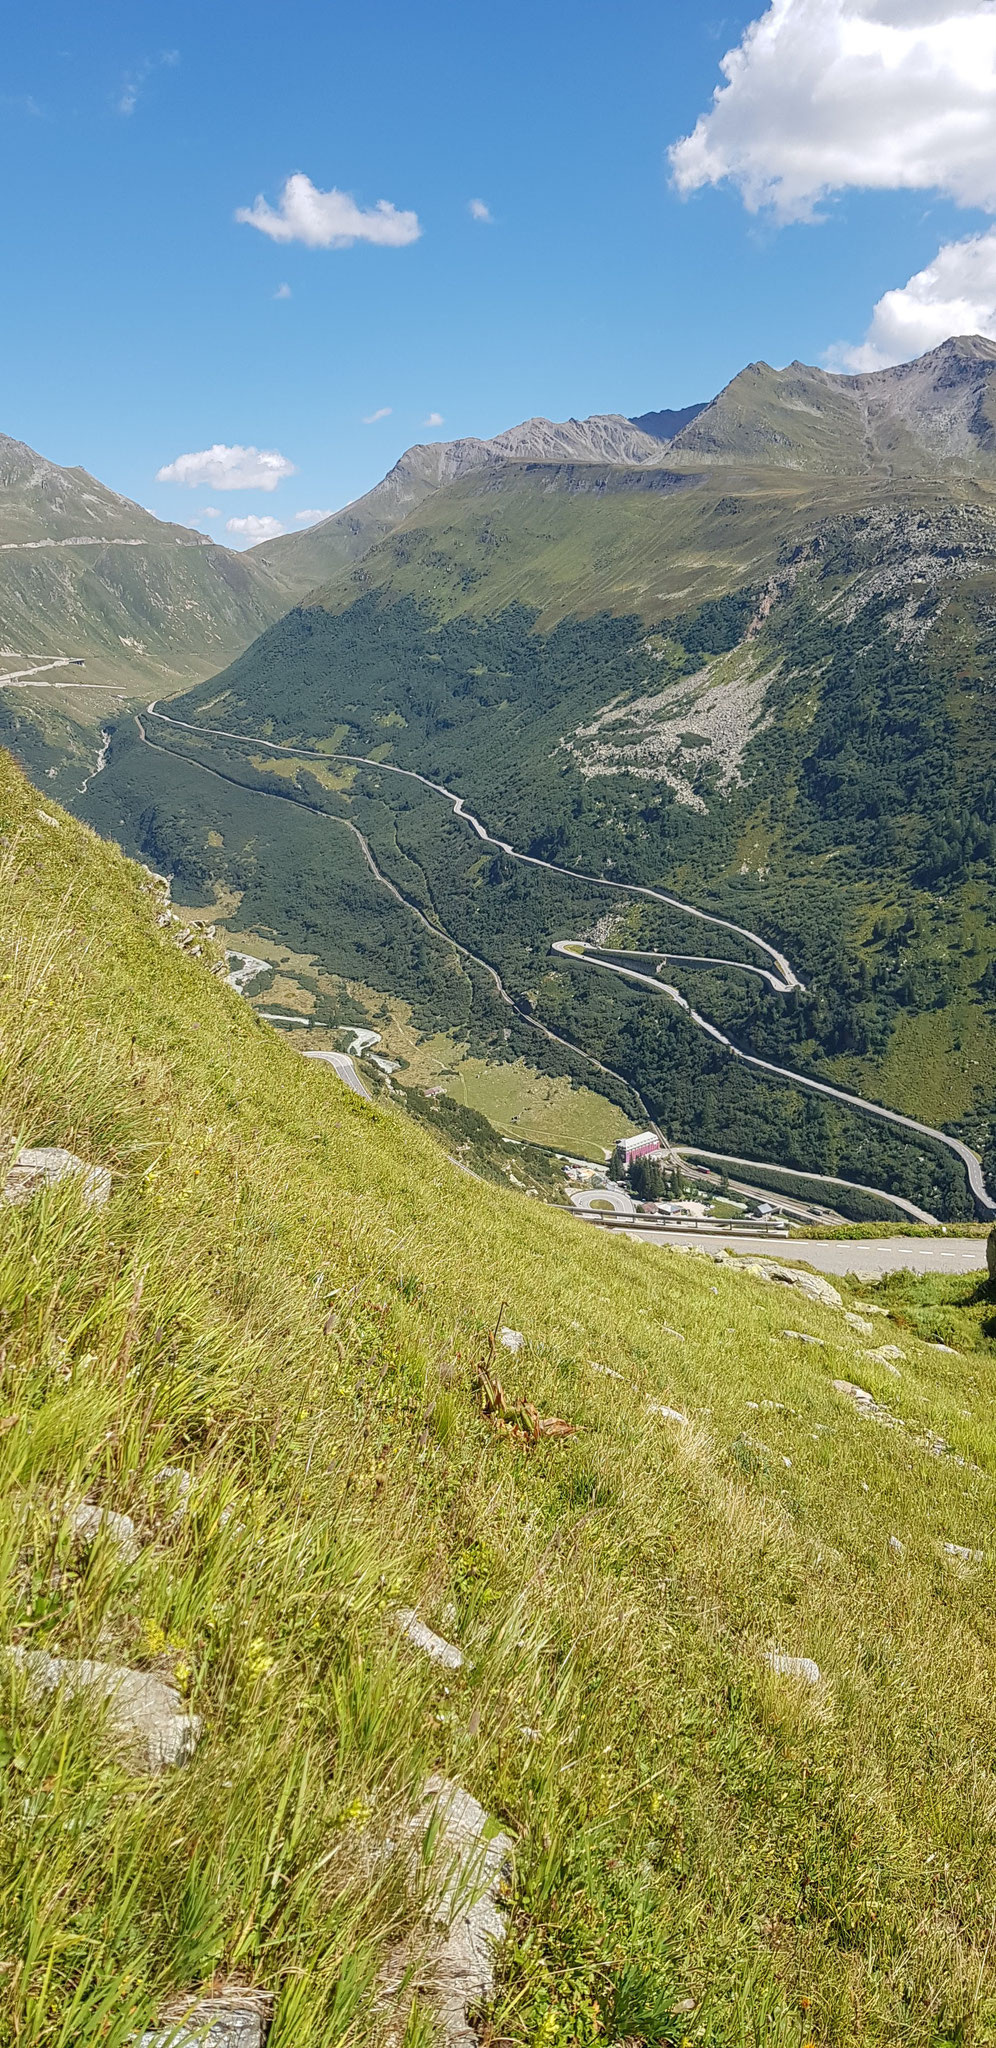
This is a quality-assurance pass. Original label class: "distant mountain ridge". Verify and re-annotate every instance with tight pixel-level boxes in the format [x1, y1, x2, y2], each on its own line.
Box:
[252, 338, 996, 599]
[249, 412, 674, 596]
[667, 335, 996, 476]
[0, 430, 284, 688]
[0, 430, 215, 547]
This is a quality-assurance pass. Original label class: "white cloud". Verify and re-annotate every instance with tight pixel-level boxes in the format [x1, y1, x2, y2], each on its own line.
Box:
[294, 508, 333, 525]
[423, 411, 445, 426]
[225, 515, 285, 542]
[274, 282, 292, 299]
[196, 505, 221, 519]
[117, 49, 178, 118]
[830, 223, 996, 364]
[670, 1, 996, 221]
[237, 173, 421, 249]
[362, 406, 392, 424]
[156, 444, 297, 492]
[468, 198, 493, 222]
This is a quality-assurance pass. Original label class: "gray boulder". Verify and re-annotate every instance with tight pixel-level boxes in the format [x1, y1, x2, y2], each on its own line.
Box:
[843, 1312, 875, 1336]
[733, 1261, 843, 1309]
[8, 1648, 200, 1773]
[3, 1147, 111, 1209]
[137, 2000, 267, 2047]
[65, 1502, 140, 1565]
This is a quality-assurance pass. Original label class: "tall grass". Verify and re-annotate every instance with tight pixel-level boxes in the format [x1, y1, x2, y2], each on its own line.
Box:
[0, 759, 995, 2046]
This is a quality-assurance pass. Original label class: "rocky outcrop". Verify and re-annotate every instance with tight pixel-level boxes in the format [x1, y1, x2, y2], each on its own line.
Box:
[388, 1777, 514, 2048]
[395, 1610, 464, 1672]
[731, 1261, 843, 1310]
[765, 1650, 821, 1685]
[9, 1649, 200, 1773]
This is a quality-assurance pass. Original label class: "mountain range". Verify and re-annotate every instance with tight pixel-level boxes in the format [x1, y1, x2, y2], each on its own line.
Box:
[5, 337, 996, 1216]
[247, 332, 996, 598]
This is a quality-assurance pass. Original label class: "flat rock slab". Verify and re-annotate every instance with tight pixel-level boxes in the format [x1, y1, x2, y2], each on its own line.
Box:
[137, 2001, 266, 2047]
[9, 1648, 200, 1772]
[3, 1147, 111, 1210]
[395, 1610, 464, 1671]
[765, 1650, 821, 1685]
[405, 1775, 515, 2048]
[66, 1502, 140, 1564]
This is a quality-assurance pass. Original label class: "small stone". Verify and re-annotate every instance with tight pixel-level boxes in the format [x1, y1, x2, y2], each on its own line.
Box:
[498, 1328, 525, 1354]
[765, 1650, 821, 1685]
[3, 1147, 111, 1210]
[861, 1345, 906, 1364]
[647, 1404, 690, 1426]
[66, 1502, 140, 1565]
[590, 1362, 626, 1381]
[843, 1313, 875, 1336]
[832, 1380, 876, 1406]
[889, 1535, 905, 1557]
[944, 1542, 983, 1565]
[782, 1330, 824, 1346]
[8, 1648, 200, 1773]
[395, 1610, 464, 1671]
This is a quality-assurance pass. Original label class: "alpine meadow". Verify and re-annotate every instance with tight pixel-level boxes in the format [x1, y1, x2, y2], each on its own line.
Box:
[4, 5, 996, 2046]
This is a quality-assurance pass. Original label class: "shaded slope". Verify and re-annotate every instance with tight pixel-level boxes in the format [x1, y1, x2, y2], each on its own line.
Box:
[249, 412, 668, 599]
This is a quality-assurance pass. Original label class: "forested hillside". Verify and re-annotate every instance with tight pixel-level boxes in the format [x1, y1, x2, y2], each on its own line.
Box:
[76, 439, 996, 1217]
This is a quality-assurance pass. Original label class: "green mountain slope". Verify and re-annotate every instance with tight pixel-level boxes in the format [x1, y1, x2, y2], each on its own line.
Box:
[669, 334, 996, 476]
[95, 417, 995, 1206]
[0, 430, 287, 802]
[4, 752, 996, 2044]
[10, 340, 991, 1214]
[248, 412, 670, 600]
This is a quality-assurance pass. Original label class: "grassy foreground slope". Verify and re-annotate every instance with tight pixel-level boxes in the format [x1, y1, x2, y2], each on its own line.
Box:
[3, 751, 996, 2047]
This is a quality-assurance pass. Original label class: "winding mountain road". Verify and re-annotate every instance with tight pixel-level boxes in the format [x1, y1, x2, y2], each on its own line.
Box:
[144, 704, 996, 1218]
[559, 944, 995, 1218]
[133, 713, 659, 1124]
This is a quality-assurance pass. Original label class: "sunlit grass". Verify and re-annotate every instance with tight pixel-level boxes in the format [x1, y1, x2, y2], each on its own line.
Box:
[1, 756, 995, 2045]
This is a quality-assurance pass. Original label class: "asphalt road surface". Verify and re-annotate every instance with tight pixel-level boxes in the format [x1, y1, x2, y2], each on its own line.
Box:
[629, 1231, 988, 1277]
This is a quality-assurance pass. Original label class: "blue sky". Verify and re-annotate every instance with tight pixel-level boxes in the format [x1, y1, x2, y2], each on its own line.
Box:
[4, 0, 996, 545]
